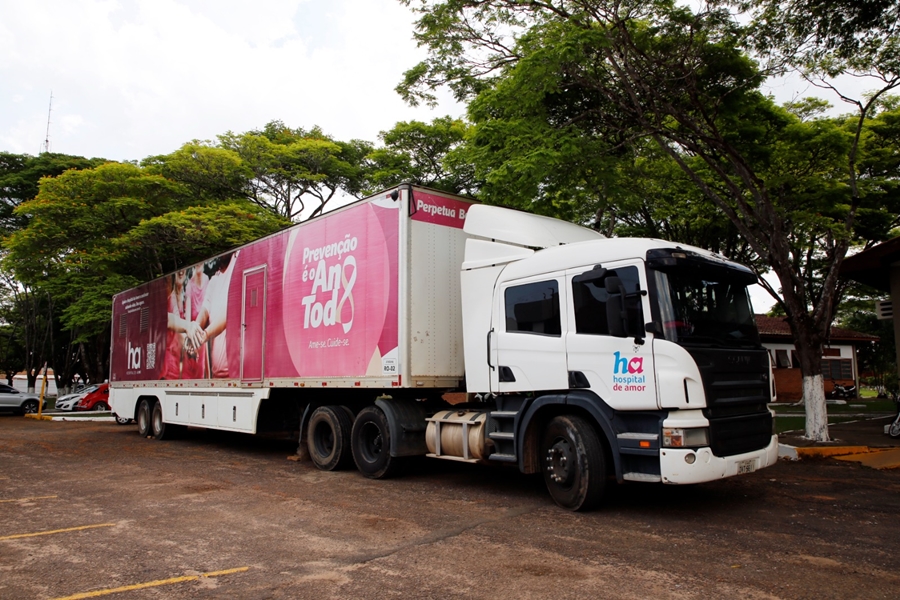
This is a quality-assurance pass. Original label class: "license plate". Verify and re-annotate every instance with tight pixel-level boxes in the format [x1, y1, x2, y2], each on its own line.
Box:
[736, 459, 756, 474]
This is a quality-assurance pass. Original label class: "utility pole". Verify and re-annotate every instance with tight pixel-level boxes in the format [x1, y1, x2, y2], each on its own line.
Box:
[41, 91, 53, 154]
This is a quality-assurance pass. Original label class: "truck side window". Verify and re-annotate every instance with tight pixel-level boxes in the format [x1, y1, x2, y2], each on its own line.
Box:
[572, 266, 642, 335]
[505, 280, 561, 336]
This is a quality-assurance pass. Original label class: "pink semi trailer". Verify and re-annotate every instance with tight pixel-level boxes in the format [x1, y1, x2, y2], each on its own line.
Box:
[110, 185, 777, 510]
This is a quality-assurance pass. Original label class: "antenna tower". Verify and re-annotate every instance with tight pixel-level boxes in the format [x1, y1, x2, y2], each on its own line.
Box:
[41, 91, 53, 154]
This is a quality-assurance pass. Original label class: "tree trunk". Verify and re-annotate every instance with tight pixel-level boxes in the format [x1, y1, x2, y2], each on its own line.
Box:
[26, 367, 37, 393]
[792, 319, 830, 441]
[802, 374, 829, 442]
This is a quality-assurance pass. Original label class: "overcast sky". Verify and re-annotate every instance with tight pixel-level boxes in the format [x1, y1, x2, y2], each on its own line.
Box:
[0, 0, 463, 162]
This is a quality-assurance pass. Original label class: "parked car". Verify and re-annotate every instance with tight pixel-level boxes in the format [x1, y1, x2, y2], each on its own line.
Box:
[0, 384, 46, 415]
[75, 383, 110, 411]
[54, 385, 98, 411]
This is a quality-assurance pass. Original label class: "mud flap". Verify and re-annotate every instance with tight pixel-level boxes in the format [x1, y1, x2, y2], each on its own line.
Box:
[375, 398, 428, 457]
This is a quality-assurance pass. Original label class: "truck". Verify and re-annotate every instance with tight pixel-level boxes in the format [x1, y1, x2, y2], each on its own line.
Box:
[110, 185, 778, 511]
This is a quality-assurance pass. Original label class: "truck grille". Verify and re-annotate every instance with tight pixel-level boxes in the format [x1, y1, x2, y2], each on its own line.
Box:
[705, 407, 773, 457]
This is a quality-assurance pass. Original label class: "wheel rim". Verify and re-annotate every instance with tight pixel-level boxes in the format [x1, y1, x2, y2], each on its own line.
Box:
[312, 421, 335, 458]
[138, 405, 149, 433]
[152, 408, 161, 435]
[23, 401, 38, 414]
[359, 421, 385, 463]
[546, 437, 574, 487]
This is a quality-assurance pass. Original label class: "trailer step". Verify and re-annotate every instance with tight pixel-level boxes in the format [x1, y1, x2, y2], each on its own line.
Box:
[623, 472, 662, 483]
[489, 453, 517, 463]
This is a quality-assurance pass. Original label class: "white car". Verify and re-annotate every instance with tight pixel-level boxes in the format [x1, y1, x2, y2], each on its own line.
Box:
[54, 385, 97, 411]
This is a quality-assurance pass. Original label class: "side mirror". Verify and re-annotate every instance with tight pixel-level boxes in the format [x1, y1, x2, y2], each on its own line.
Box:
[604, 277, 627, 337]
[573, 266, 607, 285]
[604, 276, 644, 342]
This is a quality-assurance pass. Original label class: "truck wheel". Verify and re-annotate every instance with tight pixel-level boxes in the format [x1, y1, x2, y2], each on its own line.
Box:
[137, 399, 152, 437]
[151, 401, 182, 440]
[540, 415, 607, 511]
[307, 406, 354, 471]
[21, 399, 39, 415]
[351, 406, 404, 479]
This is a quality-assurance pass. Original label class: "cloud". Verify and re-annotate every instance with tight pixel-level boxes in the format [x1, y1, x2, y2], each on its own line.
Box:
[0, 0, 462, 161]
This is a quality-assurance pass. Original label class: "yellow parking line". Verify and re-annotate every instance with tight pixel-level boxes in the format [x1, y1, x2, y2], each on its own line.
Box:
[0, 495, 58, 504]
[0, 523, 115, 541]
[53, 567, 250, 600]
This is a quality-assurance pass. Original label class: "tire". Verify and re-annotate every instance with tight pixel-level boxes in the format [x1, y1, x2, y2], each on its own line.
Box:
[351, 405, 404, 479]
[92, 402, 110, 412]
[307, 406, 354, 471]
[889, 417, 900, 439]
[151, 401, 182, 440]
[21, 399, 39, 415]
[137, 399, 152, 437]
[540, 415, 607, 512]
[114, 414, 131, 425]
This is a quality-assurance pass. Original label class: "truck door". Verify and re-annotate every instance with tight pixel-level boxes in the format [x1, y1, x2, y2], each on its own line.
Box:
[241, 266, 267, 382]
[492, 274, 570, 393]
[565, 262, 658, 410]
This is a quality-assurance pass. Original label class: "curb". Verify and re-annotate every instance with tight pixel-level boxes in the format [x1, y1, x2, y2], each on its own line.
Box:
[778, 443, 875, 459]
[49, 416, 115, 422]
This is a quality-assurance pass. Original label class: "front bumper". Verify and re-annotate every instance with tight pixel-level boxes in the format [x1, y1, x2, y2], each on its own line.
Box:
[659, 434, 779, 484]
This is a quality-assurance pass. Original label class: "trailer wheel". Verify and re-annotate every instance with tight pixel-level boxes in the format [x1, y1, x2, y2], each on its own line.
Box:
[540, 415, 606, 511]
[307, 406, 354, 471]
[151, 401, 182, 440]
[351, 405, 404, 479]
[137, 399, 152, 437]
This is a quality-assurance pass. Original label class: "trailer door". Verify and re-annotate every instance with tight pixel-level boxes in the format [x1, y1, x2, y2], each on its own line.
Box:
[241, 266, 267, 382]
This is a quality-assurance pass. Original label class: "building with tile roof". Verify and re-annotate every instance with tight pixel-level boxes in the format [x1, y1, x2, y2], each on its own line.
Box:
[755, 315, 878, 401]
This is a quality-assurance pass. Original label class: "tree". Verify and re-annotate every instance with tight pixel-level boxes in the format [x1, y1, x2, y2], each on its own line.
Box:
[116, 203, 290, 278]
[836, 284, 896, 398]
[366, 116, 478, 194]
[142, 143, 250, 203]
[400, 0, 900, 440]
[218, 121, 373, 221]
[4, 162, 288, 383]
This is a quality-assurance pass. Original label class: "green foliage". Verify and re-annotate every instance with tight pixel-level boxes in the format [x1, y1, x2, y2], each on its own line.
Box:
[0, 152, 107, 234]
[142, 142, 250, 203]
[3, 162, 286, 342]
[117, 203, 289, 277]
[836, 284, 896, 395]
[402, 0, 900, 439]
[218, 121, 373, 220]
[366, 116, 476, 195]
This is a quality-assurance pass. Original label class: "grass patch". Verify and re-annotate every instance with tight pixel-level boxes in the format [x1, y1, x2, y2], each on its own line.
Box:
[773, 415, 880, 434]
[771, 398, 896, 414]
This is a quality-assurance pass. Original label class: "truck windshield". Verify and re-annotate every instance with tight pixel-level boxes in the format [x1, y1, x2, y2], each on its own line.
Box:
[650, 265, 760, 348]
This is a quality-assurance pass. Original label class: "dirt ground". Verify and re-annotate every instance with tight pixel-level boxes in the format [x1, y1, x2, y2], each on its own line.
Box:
[2, 415, 900, 600]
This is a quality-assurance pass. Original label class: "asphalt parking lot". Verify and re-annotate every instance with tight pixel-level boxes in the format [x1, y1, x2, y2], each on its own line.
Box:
[3, 415, 900, 599]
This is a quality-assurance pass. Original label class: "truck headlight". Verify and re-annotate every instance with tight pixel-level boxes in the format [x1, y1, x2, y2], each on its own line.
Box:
[662, 427, 709, 448]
